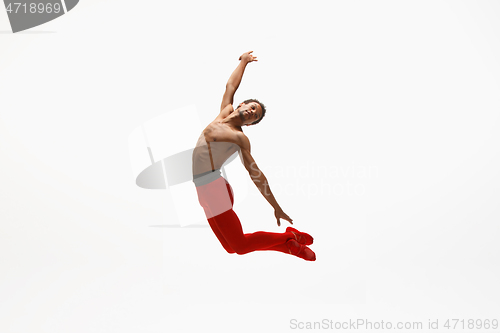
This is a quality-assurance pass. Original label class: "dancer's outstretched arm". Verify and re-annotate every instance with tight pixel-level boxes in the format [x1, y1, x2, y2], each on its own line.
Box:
[238, 135, 293, 227]
[220, 51, 258, 111]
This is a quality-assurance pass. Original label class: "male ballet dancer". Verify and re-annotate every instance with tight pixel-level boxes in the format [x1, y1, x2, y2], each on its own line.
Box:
[192, 51, 315, 261]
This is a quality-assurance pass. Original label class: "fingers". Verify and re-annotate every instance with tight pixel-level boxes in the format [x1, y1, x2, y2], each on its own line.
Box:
[240, 51, 258, 62]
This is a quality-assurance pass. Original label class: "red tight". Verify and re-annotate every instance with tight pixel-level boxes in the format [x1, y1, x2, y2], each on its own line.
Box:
[197, 178, 294, 255]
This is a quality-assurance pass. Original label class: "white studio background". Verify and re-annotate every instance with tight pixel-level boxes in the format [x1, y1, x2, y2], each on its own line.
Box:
[1, 1, 499, 332]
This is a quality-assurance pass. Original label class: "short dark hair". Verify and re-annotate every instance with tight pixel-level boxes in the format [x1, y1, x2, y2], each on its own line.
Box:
[242, 99, 266, 125]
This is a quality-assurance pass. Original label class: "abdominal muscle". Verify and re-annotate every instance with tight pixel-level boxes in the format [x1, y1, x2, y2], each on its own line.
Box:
[192, 128, 239, 177]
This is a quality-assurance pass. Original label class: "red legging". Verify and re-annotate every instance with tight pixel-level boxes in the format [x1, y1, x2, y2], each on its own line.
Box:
[196, 177, 293, 255]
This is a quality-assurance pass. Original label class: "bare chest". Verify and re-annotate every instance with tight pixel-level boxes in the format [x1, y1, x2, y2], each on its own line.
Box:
[203, 122, 239, 144]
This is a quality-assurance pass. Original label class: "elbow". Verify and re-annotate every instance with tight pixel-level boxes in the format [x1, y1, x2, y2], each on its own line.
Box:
[246, 165, 263, 180]
[250, 172, 266, 185]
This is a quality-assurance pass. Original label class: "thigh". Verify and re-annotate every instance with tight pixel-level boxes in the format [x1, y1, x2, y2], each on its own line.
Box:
[196, 178, 233, 218]
[207, 217, 235, 254]
[211, 208, 246, 245]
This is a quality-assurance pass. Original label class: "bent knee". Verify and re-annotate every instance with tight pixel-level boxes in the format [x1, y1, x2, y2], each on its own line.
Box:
[233, 248, 248, 255]
[220, 245, 235, 254]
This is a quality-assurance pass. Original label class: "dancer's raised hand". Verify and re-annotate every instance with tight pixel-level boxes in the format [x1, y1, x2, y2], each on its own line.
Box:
[275, 208, 293, 227]
[239, 51, 258, 63]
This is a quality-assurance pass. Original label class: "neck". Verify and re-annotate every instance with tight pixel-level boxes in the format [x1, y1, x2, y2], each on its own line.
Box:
[222, 110, 245, 128]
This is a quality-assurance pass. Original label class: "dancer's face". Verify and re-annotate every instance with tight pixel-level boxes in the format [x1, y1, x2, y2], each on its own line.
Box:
[237, 102, 262, 126]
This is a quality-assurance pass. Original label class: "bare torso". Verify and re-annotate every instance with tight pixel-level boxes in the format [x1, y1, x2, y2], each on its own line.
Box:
[192, 113, 242, 176]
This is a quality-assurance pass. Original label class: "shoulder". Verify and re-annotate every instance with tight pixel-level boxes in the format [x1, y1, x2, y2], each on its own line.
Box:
[216, 104, 234, 121]
[236, 131, 251, 152]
